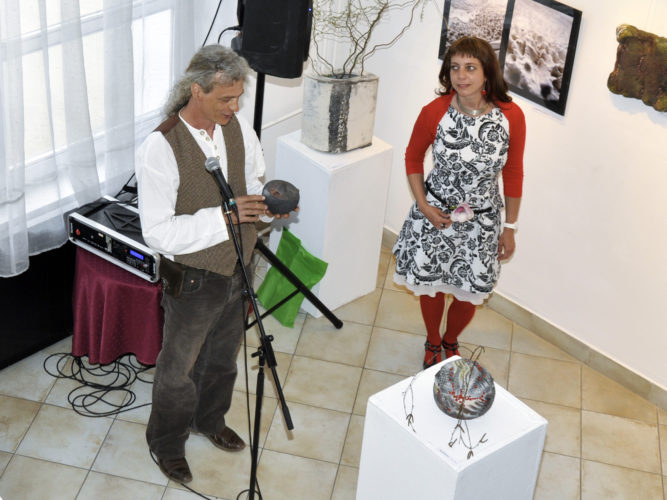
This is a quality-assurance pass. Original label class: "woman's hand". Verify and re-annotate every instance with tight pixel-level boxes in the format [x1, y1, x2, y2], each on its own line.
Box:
[419, 201, 451, 230]
[408, 173, 451, 229]
[499, 196, 521, 260]
[498, 228, 516, 260]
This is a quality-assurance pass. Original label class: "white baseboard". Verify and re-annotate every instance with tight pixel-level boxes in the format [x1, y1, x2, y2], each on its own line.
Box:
[382, 227, 667, 411]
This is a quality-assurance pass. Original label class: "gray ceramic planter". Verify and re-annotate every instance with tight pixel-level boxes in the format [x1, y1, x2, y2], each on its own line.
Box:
[301, 73, 379, 153]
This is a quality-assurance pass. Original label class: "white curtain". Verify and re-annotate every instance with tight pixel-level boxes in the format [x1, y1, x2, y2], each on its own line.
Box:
[0, 0, 195, 277]
[0, 1, 27, 276]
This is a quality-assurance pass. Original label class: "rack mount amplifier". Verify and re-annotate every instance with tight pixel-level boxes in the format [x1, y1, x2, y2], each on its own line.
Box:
[68, 196, 160, 282]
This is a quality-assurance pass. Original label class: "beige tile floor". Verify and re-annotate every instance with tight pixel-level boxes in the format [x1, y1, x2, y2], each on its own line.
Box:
[1, 246, 666, 499]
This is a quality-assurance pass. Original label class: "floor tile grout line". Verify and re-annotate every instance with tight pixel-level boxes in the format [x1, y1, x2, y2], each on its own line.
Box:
[506, 321, 514, 395]
[72, 422, 108, 499]
[656, 419, 665, 483]
[253, 306, 304, 489]
[289, 258, 385, 500]
[524, 399, 581, 413]
[3, 363, 54, 479]
[2, 348, 142, 494]
[363, 256, 393, 339]
[3, 247, 666, 498]
[579, 407, 662, 426]
[580, 455, 665, 476]
[579, 361, 584, 499]
[245, 354, 289, 455]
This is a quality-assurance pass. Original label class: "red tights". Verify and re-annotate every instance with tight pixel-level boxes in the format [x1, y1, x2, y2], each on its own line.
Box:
[419, 293, 476, 364]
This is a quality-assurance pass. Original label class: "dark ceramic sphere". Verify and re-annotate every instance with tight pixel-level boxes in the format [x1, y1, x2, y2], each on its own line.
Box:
[433, 358, 495, 420]
[262, 180, 300, 214]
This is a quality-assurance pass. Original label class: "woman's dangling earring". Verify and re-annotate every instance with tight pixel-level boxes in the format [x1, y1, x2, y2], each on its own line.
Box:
[482, 81, 488, 96]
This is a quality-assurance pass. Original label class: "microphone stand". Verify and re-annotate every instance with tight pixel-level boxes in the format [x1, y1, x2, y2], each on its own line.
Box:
[217, 191, 292, 500]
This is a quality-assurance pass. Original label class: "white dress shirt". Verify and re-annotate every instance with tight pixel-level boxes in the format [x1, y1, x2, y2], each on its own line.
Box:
[135, 112, 267, 258]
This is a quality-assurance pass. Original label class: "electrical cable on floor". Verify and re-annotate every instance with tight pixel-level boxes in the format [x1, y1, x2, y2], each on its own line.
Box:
[44, 251, 269, 497]
[143, 312, 264, 500]
[43, 352, 153, 418]
[43, 351, 251, 499]
[148, 451, 214, 500]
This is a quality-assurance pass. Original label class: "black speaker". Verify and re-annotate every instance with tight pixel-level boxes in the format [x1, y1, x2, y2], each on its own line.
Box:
[234, 0, 312, 79]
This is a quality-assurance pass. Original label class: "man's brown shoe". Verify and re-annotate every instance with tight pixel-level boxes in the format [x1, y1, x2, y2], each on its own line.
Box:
[205, 426, 246, 451]
[156, 456, 192, 483]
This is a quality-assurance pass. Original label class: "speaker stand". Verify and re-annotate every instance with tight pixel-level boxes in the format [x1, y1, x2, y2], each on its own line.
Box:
[253, 72, 265, 140]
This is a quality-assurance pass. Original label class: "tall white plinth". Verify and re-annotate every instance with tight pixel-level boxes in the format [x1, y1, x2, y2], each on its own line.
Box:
[270, 131, 393, 316]
[357, 357, 548, 500]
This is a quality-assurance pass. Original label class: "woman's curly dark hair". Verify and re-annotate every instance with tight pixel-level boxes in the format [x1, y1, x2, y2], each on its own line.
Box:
[438, 36, 512, 103]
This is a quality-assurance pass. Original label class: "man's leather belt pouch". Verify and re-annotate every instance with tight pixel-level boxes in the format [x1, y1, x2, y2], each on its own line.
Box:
[159, 257, 188, 298]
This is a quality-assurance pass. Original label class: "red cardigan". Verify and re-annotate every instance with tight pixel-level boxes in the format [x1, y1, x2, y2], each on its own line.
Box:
[405, 93, 525, 197]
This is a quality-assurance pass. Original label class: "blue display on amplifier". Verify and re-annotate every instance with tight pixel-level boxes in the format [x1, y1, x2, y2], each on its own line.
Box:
[129, 249, 144, 260]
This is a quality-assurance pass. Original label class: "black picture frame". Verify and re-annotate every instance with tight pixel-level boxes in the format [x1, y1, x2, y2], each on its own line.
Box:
[438, 0, 512, 59]
[499, 0, 582, 115]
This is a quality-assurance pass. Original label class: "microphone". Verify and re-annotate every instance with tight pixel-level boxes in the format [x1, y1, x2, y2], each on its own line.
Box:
[204, 157, 236, 207]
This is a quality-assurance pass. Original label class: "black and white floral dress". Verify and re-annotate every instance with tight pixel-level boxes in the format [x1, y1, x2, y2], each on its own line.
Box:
[393, 105, 510, 305]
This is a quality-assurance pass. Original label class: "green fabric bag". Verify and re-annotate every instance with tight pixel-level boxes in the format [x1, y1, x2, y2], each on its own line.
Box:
[256, 229, 328, 327]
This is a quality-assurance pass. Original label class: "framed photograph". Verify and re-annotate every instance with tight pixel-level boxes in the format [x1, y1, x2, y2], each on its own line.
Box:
[439, 0, 512, 58]
[499, 0, 582, 115]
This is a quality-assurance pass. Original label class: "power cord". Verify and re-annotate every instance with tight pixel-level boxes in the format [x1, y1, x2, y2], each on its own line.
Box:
[114, 173, 138, 206]
[47, 247, 268, 497]
[42, 353, 152, 417]
[44, 351, 261, 498]
[199, 0, 242, 48]
[148, 450, 215, 499]
[218, 25, 241, 45]
[143, 309, 263, 500]
[202, 0, 224, 47]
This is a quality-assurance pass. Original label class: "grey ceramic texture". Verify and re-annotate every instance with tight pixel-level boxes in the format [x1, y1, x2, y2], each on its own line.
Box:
[262, 180, 300, 214]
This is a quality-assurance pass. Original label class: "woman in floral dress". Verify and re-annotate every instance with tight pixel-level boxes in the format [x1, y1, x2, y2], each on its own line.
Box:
[393, 37, 526, 369]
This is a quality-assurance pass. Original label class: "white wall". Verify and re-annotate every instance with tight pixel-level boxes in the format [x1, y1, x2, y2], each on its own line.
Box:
[499, 0, 667, 390]
[196, 0, 667, 389]
[368, 0, 667, 389]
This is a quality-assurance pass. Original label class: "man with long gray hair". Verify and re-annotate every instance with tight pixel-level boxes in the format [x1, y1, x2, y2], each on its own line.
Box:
[135, 45, 290, 484]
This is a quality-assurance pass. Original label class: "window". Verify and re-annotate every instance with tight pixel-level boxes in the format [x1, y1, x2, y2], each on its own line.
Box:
[19, 0, 173, 166]
[1, 0, 194, 276]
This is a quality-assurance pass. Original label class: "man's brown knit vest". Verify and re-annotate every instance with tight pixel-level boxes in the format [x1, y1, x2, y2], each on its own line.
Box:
[154, 114, 257, 276]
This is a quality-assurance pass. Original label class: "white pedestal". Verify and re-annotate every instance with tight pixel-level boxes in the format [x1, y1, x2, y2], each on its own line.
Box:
[357, 357, 547, 500]
[270, 130, 393, 316]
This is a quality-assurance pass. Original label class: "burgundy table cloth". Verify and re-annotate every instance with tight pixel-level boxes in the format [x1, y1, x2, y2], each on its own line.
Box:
[72, 247, 163, 365]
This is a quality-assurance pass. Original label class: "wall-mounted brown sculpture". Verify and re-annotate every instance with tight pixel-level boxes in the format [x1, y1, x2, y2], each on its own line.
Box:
[607, 24, 666, 112]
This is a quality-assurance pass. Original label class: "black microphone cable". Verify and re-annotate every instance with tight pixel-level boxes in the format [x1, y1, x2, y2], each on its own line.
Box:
[42, 352, 153, 418]
[217, 25, 241, 45]
[202, 0, 224, 47]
